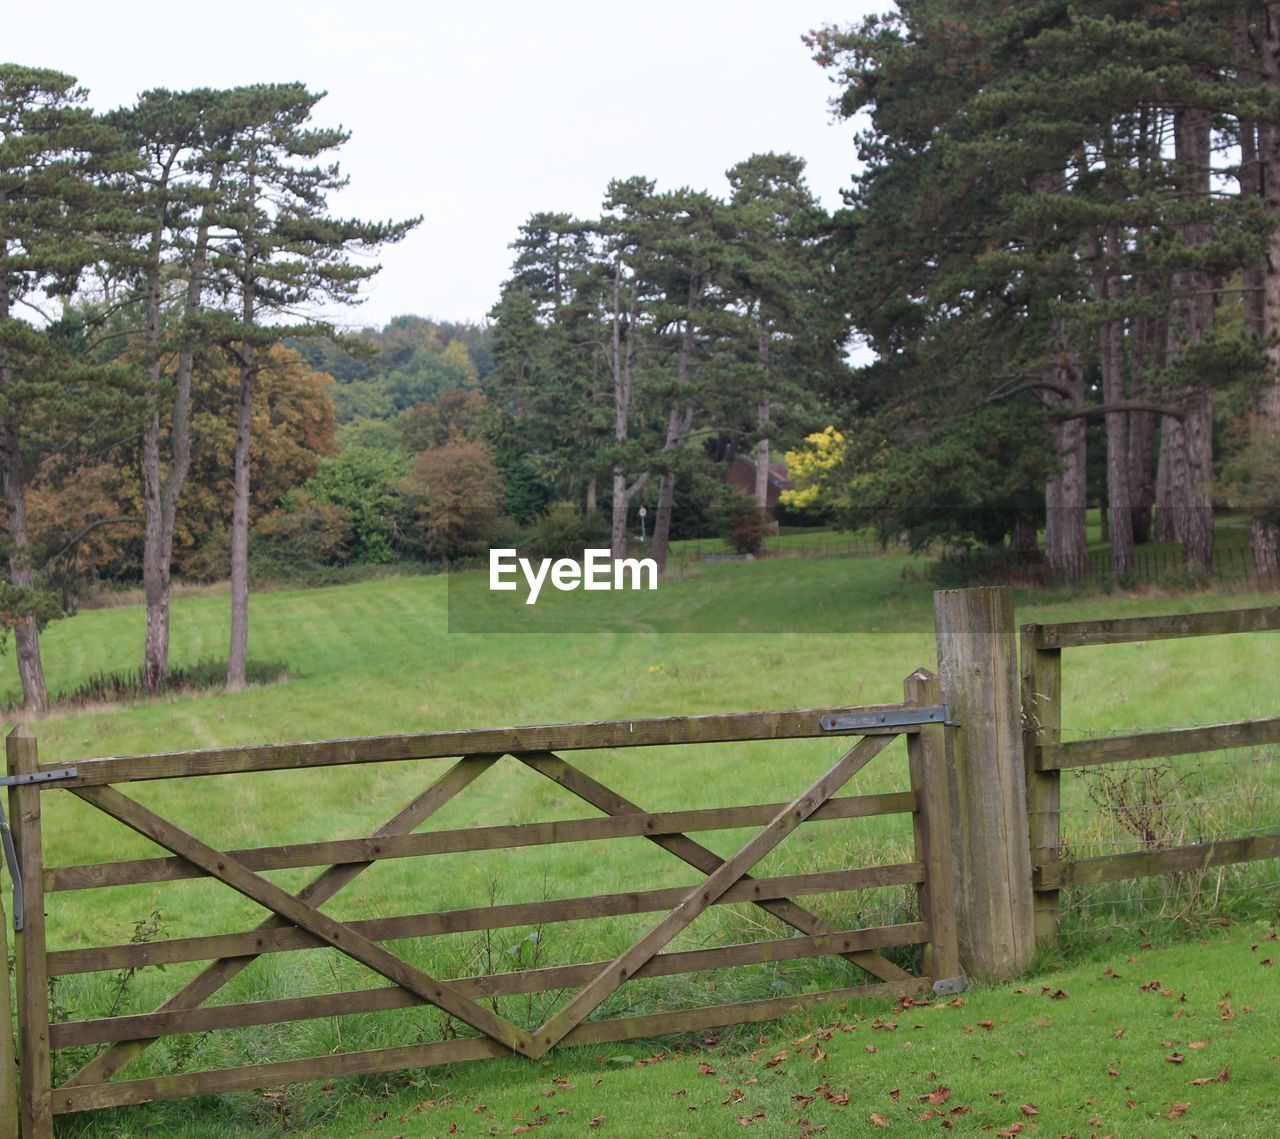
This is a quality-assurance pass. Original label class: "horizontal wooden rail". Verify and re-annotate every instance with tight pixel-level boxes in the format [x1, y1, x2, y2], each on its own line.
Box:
[51, 921, 927, 1049]
[46, 790, 917, 892]
[52, 976, 931, 1115]
[1024, 605, 1280, 650]
[48, 862, 925, 976]
[40, 705, 924, 786]
[1038, 717, 1280, 770]
[1036, 832, 1280, 890]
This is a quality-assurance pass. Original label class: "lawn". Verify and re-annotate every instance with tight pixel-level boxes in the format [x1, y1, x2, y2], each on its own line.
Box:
[2, 553, 1276, 1136]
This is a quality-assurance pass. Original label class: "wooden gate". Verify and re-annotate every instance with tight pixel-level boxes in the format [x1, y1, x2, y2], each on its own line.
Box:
[3, 670, 960, 1137]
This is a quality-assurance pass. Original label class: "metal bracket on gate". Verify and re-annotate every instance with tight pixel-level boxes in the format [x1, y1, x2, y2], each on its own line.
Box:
[931, 975, 968, 997]
[820, 706, 952, 732]
[0, 767, 77, 931]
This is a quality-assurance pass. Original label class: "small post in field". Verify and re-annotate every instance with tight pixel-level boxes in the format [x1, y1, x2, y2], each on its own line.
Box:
[933, 587, 1036, 980]
[1020, 625, 1063, 945]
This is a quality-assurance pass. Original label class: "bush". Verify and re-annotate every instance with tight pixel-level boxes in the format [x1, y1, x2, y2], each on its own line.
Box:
[521, 502, 610, 560]
[710, 488, 768, 556]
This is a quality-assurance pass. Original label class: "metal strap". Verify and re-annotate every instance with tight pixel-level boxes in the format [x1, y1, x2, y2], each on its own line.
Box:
[821, 706, 951, 732]
[0, 767, 77, 932]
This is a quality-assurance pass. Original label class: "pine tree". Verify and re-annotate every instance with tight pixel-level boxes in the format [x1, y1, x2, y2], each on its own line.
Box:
[204, 84, 417, 691]
[0, 64, 132, 710]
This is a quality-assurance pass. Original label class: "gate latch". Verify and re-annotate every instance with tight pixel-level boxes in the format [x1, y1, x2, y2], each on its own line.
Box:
[0, 767, 78, 931]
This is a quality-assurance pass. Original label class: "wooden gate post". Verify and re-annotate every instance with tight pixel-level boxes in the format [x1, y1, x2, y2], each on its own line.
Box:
[1, 843, 16, 1139]
[933, 587, 1035, 980]
[8, 728, 52, 1139]
[904, 669, 961, 986]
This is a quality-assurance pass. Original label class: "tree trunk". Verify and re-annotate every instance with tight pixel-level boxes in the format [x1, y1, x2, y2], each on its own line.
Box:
[227, 337, 254, 693]
[1251, 5, 1280, 573]
[585, 476, 596, 514]
[1165, 96, 1216, 569]
[1154, 416, 1184, 542]
[1128, 307, 1160, 545]
[0, 268, 49, 713]
[1252, 518, 1279, 578]
[142, 164, 218, 693]
[1042, 334, 1088, 577]
[1, 415, 50, 713]
[1101, 304, 1134, 576]
[755, 329, 771, 515]
[650, 296, 700, 574]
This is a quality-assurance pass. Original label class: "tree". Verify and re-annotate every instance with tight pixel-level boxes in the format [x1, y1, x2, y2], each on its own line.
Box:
[0, 64, 131, 710]
[304, 445, 408, 563]
[401, 439, 505, 560]
[206, 83, 417, 690]
[109, 86, 230, 692]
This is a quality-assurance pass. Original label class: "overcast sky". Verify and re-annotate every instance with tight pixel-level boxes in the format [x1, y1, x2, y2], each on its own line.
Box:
[11, 1, 887, 331]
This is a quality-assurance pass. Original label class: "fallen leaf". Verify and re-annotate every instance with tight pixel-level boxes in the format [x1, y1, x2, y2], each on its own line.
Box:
[870, 1113, 889, 1127]
[865, 1044, 878, 1053]
[1020, 1103, 1039, 1116]
[1188, 1041, 1209, 1050]
[1190, 1066, 1229, 1085]
[697, 1062, 716, 1076]
[1113, 1028, 1125, 1039]
[978, 1020, 995, 1030]
[1165, 1052, 1185, 1064]
[1164, 1103, 1189, 1119]
[588, 1117, 605, 1130]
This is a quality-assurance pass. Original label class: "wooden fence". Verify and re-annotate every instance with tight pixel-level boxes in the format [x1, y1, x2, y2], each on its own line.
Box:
[1, 680, 960, 1138]
[3, 591, 1278, 1136]
[1021, 605, 1280, 943]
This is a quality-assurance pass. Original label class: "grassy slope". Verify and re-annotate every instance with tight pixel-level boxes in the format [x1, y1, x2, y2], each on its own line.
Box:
[4, 556, 1276, 1137]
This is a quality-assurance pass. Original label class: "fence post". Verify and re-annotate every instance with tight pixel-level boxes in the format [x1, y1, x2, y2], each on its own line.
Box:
[933, 587, 1035, 980]
[1020, 625, 1062, 946]
[8, 727, 52, 1139]
[904, 669, 961, 986]
[0, 840, 14, 1139]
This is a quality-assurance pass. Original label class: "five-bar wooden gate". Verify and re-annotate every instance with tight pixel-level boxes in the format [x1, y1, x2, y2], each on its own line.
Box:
[2, 669, 960, 1137]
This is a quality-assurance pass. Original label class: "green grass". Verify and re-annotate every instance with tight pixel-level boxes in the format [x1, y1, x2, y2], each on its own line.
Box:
[3, 555, 1277, 1136]
[56, 927, 1280, 1137]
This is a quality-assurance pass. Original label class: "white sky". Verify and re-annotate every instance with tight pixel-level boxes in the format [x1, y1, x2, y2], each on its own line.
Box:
[11, 1, 887, 331]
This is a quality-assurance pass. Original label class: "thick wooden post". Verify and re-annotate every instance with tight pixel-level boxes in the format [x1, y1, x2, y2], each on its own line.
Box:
[8, 728, 52, 1139]
[0, 851, 16, 1139]
[933, 587, 1035, 980]
[904, 669, 961, 985]
[1020, 626, 1063, 945]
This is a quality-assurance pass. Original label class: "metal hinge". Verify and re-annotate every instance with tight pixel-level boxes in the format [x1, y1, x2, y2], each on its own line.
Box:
[931, 975, 968, 997]
[821, 705, 952, 732]
[0, 767, 77, 931]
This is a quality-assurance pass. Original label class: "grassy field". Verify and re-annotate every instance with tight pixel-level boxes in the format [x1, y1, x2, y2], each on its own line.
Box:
[2, 551, 1277, 1136]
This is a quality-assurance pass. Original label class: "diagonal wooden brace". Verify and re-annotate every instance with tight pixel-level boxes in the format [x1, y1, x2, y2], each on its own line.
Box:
[71, 783, 537, 1057]
[517, 748, 911, 986]
[65, 754, 499, 1086]
[525, 734, 895, 1057]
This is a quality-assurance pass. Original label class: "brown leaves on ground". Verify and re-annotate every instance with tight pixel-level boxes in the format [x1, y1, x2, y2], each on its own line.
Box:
[1190, 1066, 1230, 1085]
